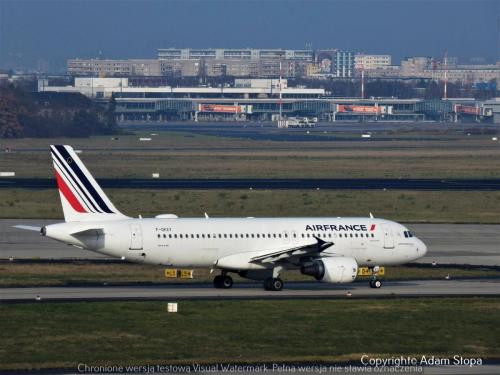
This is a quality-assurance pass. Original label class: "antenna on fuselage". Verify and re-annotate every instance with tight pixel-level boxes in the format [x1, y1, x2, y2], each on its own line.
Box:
[204, 212, 209, 219]
[369, 212, 374, 218]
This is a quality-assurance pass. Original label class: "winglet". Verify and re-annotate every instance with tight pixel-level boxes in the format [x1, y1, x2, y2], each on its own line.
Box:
[313, 236, 334, 252]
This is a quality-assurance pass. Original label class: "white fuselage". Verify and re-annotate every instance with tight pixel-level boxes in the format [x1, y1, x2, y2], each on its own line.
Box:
[44, 217, 427, 269]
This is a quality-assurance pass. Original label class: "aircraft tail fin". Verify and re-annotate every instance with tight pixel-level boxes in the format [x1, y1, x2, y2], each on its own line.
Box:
[50, 145, 128, 222]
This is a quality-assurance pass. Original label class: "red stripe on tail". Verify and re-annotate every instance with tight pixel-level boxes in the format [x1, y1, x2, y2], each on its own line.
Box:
[55, 171, 87, 213]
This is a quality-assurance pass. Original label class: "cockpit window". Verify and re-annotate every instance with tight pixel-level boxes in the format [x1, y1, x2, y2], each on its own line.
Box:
[403, 231, 414, 238]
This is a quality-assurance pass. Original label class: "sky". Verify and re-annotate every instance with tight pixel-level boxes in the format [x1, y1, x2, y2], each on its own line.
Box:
[0, 0, 499, 71]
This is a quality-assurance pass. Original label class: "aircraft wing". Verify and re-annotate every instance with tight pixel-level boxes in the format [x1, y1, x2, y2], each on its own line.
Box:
[250, 236, 333, 264]
[216, 236, 334, 270]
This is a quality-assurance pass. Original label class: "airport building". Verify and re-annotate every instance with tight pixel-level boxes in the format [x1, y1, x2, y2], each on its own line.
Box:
[38, 77, 465, 123]
[157, 48, 314, 62]
[399, 57, 499, 83]
[66, 50, 498, 86]
[67, 59, 161, 77]
[313, 50, 355, 78]
[354, 54, 392, 70]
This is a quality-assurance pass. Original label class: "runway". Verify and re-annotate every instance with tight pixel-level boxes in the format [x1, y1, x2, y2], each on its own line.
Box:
[0, 279, 499, 302]
[1, 220, 499, 266]
[3, 177, 500, 190]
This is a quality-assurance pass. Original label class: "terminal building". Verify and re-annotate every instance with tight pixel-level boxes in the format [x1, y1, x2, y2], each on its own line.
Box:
[38, 78, 495, 123]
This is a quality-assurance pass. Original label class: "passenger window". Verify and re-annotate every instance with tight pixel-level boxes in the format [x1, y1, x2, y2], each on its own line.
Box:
[246, 234, 249, 238]
[371, 233, 374, 238]
[273, 234, 277, 238]
[251, 234, 254, 238]
[350, 233, 353, 238]
[174, 234, 178, 238]
[169, 234, 172, 239]
[224, 234, 227, 238]
[278, 234, 282, 238]
[208, 234, 211, 238]
[157, 234, 161, 238]
[229, 234, 233, 238]
[256, 234, 260, 238]
[201, 234, 205, 238]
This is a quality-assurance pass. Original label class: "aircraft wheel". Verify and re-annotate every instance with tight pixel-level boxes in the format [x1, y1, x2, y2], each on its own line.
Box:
[214, 274, 233, 289]
[221, 275, 233, 289]
[264, 277, 283, 291]
[271, 278, 284, 291]
[373, 280, 382, 289]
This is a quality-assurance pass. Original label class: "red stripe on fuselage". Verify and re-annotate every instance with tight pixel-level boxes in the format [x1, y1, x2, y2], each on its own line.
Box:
[55, 170, 87, 213]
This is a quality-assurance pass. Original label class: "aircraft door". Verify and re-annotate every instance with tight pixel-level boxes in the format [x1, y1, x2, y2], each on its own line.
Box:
[129, 223, 143, 250]
[382, 224, 395, 249]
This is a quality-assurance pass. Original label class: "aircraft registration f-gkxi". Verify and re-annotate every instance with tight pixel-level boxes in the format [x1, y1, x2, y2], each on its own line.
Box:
[16, 145, 428, 291]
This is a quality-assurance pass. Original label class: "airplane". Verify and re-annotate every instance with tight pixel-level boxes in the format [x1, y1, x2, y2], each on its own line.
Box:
[16, 145, 428, 291]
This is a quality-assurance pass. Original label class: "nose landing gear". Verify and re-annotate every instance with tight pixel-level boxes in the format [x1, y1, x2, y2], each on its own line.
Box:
[369, 266, 382, 288]
[369, 278, 382, 288]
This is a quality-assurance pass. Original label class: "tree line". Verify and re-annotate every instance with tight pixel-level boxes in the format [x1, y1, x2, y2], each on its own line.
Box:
[0, 85, 118, 138]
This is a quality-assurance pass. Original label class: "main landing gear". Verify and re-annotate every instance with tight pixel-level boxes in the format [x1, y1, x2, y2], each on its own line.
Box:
[213, 267, 285, 291]
[263, 266, 284, 291]
[263, 277, 284, 291]
[369, 266, 382, 289]
[213, 273, 233, 289]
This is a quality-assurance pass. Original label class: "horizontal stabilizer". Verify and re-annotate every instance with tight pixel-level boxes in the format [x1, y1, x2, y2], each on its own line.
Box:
[70, 228, 104, 236]
[13, 225, 41, 232]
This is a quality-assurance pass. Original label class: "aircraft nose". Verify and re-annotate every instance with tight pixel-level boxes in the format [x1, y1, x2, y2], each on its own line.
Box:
[416, 238, 427, 258]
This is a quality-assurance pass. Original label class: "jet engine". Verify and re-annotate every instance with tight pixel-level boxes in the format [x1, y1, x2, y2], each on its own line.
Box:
[301, 257, 358, 283]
